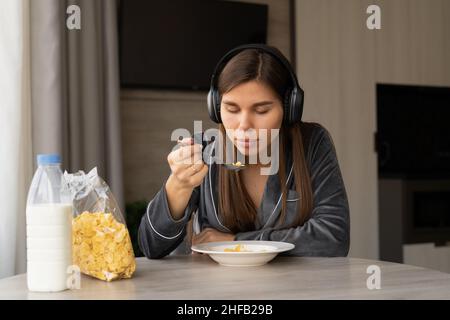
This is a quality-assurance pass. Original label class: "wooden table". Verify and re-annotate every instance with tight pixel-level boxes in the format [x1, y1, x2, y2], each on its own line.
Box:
[1, 255, 450, 299]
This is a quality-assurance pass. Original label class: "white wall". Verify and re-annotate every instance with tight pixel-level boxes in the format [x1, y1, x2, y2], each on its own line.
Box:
[295, 0, 450, 259]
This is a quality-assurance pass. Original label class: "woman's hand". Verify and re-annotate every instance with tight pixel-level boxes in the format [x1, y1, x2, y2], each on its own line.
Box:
[165, 137, 209, 220]
[192, 228, 235, 246]
[167, 137, 208, 189]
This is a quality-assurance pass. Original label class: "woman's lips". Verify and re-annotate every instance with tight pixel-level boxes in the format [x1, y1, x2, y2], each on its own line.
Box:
[235, 139, 258, 148]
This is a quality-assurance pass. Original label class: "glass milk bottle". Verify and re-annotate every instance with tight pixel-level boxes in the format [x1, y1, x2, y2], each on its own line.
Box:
[26, 154, 73, 292]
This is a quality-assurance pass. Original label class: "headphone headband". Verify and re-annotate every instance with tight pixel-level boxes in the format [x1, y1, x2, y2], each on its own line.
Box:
[210, 43, 300, 92]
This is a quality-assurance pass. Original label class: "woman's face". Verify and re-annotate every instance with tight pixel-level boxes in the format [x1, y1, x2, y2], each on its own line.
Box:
[220, 80, 284, 157]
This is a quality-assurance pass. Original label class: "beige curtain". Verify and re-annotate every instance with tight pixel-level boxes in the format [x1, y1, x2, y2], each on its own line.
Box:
[0, 0, 32, 279]
[30, 0, 124, 211]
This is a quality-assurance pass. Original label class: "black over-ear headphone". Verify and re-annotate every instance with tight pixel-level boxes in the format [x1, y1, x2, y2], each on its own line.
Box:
[207, 43, 304, 125]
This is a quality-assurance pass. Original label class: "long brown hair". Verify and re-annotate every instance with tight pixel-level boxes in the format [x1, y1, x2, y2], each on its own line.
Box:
[217, 47, 314, 233]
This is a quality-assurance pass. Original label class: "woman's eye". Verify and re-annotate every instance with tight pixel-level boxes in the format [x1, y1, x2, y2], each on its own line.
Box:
[226, 108, 239, 113]
[255, 109, 269, 114]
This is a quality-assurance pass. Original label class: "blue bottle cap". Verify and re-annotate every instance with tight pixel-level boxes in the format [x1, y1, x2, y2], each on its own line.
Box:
[37, 154, 61, 166]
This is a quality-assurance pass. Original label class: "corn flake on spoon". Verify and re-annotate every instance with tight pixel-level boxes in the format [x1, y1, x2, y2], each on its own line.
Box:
[223, 161, 246, 172]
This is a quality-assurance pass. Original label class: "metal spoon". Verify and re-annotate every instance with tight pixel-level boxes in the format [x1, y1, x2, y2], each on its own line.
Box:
[178, 134, 246, 172]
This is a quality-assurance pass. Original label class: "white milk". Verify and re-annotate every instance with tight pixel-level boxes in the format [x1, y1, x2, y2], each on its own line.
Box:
[26, 203, 73, 292]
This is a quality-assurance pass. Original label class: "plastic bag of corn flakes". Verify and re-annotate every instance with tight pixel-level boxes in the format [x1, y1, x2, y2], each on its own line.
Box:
[63, 167, 136, 281]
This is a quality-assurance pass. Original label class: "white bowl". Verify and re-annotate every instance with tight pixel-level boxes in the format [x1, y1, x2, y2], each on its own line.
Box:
[191, 240, 295, 267]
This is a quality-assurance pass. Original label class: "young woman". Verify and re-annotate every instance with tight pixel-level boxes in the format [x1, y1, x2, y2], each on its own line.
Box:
[138, 44, 350, 258]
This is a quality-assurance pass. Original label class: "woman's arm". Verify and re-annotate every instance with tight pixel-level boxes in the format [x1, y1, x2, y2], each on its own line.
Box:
[234, 126, 350, 257]
[138, 137, 208, 259]
[165, 174, 197, 220]
[138, 181, 200, 259]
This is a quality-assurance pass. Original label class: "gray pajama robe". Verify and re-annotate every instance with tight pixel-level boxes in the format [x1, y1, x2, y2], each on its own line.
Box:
[138, 122, 350, 258]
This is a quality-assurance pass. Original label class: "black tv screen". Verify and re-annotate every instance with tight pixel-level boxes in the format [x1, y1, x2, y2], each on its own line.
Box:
[119, 0, 268, 90]
[376, 84, 450, 179]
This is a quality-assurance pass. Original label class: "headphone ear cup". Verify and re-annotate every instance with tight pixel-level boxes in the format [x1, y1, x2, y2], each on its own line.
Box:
[207, 89, 222, 123]
[207, 90, 216, 123]
[213, 90, 222, 123]
[288, 87, 304, 124]
[296, 86, 304, 122]
[283, 89, 292, 124]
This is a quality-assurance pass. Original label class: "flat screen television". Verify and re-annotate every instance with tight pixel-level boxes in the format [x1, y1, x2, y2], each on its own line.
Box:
[376, 84, 450, 179]
[119, 0, 268, 90]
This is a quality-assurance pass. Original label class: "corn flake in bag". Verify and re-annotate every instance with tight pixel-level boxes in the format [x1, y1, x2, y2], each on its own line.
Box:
[64, 168, 136, 281]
